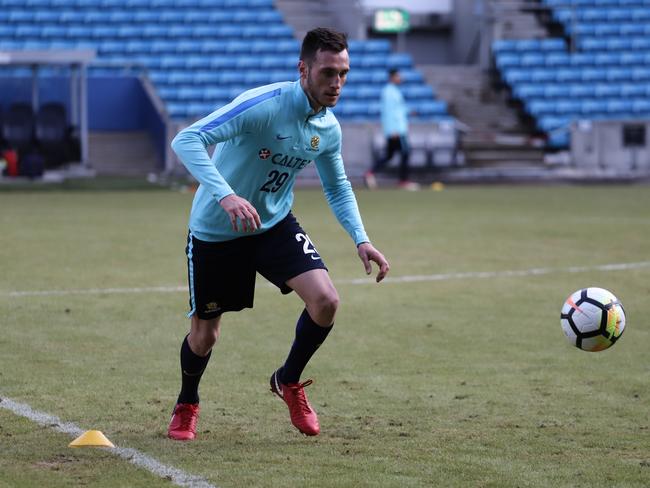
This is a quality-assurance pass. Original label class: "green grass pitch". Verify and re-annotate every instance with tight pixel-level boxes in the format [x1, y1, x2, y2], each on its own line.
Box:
[1, 184, 649, 487]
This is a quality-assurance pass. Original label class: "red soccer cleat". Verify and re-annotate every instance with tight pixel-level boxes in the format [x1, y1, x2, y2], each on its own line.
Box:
[270, 370, 320, 436]
[167, 403, 200, 441]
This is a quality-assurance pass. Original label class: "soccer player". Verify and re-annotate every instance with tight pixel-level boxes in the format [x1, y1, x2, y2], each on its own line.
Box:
[364, 68, 419, 190]
[168, 27, 390, 440]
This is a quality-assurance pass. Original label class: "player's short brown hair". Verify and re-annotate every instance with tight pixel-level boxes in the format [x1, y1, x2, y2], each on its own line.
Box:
[300, 27, 348, 64]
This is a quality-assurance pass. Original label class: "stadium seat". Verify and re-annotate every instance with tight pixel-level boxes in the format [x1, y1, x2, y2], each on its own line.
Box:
[35, 102, 73, 167]
[2, 103, 35, 154]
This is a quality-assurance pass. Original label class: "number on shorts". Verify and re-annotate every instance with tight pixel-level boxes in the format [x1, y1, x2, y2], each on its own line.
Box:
[295, 232, 320, 259]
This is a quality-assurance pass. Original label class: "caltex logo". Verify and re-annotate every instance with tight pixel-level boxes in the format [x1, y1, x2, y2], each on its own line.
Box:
[259, 148, 271, 159]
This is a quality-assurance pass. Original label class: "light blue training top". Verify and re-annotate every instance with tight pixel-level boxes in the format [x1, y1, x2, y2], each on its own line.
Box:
[171, 80, 369, 245]
[380, 82, 408, 137]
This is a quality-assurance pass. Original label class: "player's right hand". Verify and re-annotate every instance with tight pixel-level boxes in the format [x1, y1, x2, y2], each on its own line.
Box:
[219, 194, 261, 232]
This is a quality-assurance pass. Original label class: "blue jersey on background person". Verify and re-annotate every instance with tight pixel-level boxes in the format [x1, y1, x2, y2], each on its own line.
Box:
[365, 68, 419, 190]
[381, 77, 408, 138]
[166, 27, 390, 441]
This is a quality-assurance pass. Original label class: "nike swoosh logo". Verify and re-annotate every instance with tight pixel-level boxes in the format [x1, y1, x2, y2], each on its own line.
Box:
[276, 134, 292, 140]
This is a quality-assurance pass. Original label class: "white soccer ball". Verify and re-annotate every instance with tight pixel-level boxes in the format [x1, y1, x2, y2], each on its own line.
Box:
[560, 287, 626, 352]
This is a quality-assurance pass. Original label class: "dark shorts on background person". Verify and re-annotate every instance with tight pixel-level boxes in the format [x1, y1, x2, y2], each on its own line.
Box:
[186, 212, 328, 319]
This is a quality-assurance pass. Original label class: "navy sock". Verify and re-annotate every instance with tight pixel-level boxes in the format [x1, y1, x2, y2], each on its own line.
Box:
[177, 335, 212, 405]
[280, 309, 333, 384]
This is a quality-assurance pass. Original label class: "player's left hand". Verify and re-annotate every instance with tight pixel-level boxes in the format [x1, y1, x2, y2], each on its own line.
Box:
[357, 242, 390, 283]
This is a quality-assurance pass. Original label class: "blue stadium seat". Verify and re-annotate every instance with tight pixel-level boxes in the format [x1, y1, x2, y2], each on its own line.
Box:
[492, 39, 519, 54]
[495, 53, 521, 69]
[606, 99, 634, 114]
[567, 84, 598, 98]
[348, 39, 391, 54]
[136, 10, 162, 22]
[618, 51, 647, 64]
[202, 87, 232, 101]
[527, 99, 556, 116]
[520, 53, 546, 67]
[492, 38, 567, 54]
[536, 115, 571, 132]
[350, 86, 382, 99]
[98, 40, 126, 54]
[579, 99, 607, 115]
[631, 66, 650, 79]
[632, 98, 650, 113]
[403, 85, 435, 98]
[150, 40, 178, 53]
[386, 53, 412, 68]
[513, 83, 545, 98]
[592, 83, 621, 97]
[556, 99, 583, 115]
[548, 130, 570, 148]
[122, 40, 149, 54]
[415, 101, 448, 116]
[621, 82, 650, 96]
[15, 25, 41, 37]
[0, 25, 16, 36]
[7, 10, 35, 21]
[533, 68, 559, 82]
[544, 52, 570, 66]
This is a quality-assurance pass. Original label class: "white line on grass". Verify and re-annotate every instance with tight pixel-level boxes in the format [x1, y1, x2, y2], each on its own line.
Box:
[3, 261, 650, 298]
[343, 260, 650, 285]
[0, 397, 217, 488]
[5, 285, 186, 298]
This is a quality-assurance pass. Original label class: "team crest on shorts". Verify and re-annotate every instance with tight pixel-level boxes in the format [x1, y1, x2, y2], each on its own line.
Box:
[258, 148, 271, 160]
[204, 302, 220, 314]
[310, 136, 320, 150]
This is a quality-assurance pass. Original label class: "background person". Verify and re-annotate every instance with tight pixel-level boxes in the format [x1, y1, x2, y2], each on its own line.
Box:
[364, 68, 419, 190]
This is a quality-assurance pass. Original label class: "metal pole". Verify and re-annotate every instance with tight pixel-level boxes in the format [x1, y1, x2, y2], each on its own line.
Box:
[70, 65, 79, 128]
[79, 63, 89, 166]
[31, 64, 39, 112]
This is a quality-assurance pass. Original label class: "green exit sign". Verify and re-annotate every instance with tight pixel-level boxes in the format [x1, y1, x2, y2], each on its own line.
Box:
[374, 8, 410, 33]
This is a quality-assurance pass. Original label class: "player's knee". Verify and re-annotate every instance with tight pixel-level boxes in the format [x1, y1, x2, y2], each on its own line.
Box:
[311, 288, 339, 323]
[191, 316, 221, 354]
[204, 324, 221, 344]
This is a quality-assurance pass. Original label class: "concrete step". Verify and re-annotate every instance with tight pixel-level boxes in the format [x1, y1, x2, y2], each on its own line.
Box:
[462, 144, 545, 166]
[460, 127, 546, 166]
[419, 63, 531, 132]
[463, 131, 543, 143]
[464, 148, 544, 160]
[89, 131, 160, 176]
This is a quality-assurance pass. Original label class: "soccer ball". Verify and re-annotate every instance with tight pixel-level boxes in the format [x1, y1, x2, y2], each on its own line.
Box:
[560, 287, 626, 352]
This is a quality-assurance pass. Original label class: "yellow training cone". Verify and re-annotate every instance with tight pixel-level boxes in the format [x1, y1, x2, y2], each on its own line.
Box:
[69, 430, 115, 448]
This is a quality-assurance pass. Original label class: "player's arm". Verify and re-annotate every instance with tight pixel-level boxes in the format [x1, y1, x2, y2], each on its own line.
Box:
[314, 127, 390, 282]
[171, 100, 262, 232]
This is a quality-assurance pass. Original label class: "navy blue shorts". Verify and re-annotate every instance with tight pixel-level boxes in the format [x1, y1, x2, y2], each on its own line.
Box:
[186, 212, 328, 319]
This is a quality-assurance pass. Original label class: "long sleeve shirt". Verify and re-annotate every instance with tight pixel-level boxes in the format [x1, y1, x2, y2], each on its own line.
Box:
[171, 80, 369, 245]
